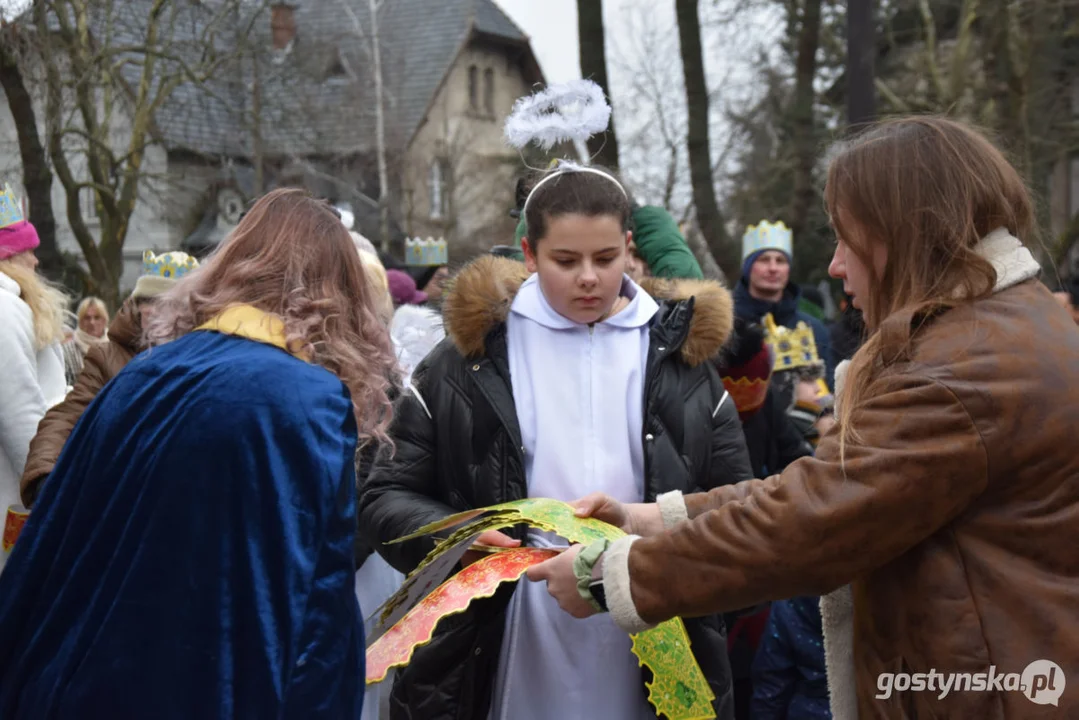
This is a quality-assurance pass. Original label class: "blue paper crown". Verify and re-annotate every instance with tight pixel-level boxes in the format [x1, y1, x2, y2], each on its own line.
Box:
[0, 185, 27, 230]
[742, 220, 793, 261]
[142, 249, 199, 280]
[405, 237, 449, 267]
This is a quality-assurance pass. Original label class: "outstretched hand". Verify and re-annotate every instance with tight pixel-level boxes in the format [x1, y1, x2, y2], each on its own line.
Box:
[571, 493, 664, 537]
[525, 545, 597, 619]
[460, 530, 520, 567]
[571, 493, 632, 532]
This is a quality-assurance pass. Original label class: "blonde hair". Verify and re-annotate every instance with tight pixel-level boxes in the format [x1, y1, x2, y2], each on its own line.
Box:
[146, 188, 400, 444]
[358, 249, 394, 326]
[824, 117, 1033, 460]
[0, 260, 70, 350]
[76, 296, 110, 324]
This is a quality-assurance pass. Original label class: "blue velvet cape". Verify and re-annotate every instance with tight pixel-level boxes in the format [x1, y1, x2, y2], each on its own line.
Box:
[0, 331, 364, 719]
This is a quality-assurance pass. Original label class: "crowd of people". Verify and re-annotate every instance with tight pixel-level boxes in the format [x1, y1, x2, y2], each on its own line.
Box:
[0, 115, 1076, 720]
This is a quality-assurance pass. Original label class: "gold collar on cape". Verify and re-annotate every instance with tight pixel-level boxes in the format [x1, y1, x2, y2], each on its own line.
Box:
[195, 305, 310, 361]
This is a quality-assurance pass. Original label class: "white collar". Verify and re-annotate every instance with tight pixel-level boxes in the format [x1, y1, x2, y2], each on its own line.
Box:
[976, 228, 1040, 293]
[510, 274, 659, 331]
[0, 270, 21, 297]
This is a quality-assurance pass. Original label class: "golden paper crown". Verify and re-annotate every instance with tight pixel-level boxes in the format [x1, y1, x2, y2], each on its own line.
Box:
[763, 313, 822, 373]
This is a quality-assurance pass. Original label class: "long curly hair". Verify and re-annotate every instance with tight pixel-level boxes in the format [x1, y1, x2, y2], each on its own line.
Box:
[824, 117, 1033, 459]
[145, 188, 400, 443]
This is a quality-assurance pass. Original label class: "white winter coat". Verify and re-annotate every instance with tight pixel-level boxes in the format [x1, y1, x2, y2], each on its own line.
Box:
[0, 270, 66, 558]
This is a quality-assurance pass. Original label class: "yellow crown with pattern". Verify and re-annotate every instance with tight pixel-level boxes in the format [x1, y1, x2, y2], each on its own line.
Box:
[0, 184, 26, 230]
[142, 249, 199, 280]
[763, 313, 822, 373]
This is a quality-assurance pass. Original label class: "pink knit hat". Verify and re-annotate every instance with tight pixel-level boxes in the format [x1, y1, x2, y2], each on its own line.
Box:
[0, 221, 40, 261]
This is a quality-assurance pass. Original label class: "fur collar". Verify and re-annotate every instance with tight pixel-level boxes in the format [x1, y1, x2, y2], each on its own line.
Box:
[441, 256, 734, 367]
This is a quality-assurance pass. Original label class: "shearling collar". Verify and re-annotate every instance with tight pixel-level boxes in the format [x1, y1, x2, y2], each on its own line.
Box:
[440, 256, 734, 367]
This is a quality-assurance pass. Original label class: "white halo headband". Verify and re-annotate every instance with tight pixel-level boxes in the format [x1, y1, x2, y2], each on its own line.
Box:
[504, 79, 612, 151]
[522, 165, 628, 217]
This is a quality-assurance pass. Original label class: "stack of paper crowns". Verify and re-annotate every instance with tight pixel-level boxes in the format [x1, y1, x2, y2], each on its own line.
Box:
[741, 220, 793, 261]
[0, 185, 26, 230]
[405, 237, 448, 267]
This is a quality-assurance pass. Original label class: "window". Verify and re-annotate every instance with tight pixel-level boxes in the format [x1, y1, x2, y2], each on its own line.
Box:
[468, 65, 479, 111]
[483, 68, 495, 115]
[325, 49, 349, 84]
[81, 187, 100, 225]
[429, 159, 448, 220]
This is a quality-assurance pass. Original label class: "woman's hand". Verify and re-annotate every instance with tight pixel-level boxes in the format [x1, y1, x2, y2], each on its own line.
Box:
[460, 530, 520, 567]
[572, 493, 664, 537]
[525, 545, 598, 619]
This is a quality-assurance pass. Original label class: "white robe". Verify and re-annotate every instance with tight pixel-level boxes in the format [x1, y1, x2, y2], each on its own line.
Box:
[488, 274, 658, 720]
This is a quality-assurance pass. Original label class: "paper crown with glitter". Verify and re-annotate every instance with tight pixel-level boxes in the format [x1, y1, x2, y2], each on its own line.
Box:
[763, 313, 822, 374]
[405, 237, 448, 267]
[742, 220, 793, 261]
[142, 249, 198, 280]
[0, 185, 26, 230]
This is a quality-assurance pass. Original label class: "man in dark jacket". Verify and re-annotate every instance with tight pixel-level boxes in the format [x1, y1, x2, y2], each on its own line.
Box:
[359, 255, 753, 720]
[734, 221, 834, 389]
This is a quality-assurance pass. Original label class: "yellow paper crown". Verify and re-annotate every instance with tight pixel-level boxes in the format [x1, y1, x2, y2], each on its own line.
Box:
[763, 313, 822, 373]
[0, 184, 27, 230]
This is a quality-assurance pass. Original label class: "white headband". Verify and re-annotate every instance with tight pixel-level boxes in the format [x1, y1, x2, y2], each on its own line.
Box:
[522, 165, 628, 217]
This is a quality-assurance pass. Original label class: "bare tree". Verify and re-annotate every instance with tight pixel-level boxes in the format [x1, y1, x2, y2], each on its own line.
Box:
[337, 0, 391, 252]
[675, 0, 737, 279]
[847, 0, 876, 126]
[0, 20, 60, 280]
[788, 0, 823, 240]
[577, 0, 620, 169]
[30, 0, 260, 308]
[610, 3, 689, 211]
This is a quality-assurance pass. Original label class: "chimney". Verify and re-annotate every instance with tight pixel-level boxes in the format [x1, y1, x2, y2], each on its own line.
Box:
[271, 3, 296, 51]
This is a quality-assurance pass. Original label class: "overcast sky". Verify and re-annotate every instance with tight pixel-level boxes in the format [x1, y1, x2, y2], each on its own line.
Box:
[493, 0, 584, 84]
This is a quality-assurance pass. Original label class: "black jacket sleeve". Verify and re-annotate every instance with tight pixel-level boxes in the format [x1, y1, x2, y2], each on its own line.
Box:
[773, 396, 814, 471]
[707, 368, 756, 487]
[357, 360, 458, 575]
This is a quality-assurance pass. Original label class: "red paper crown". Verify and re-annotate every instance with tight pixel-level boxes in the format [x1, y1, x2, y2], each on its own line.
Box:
[720, 342, 774, 420]
[723, 376, 769, 418]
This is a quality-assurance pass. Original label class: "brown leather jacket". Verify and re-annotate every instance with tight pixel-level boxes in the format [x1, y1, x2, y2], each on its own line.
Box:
[20, 302, 142, 506]
[625, 281, 1079, 718]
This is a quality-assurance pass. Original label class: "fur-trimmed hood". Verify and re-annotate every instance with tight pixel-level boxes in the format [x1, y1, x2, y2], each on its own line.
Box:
[441, 256, 734, 367]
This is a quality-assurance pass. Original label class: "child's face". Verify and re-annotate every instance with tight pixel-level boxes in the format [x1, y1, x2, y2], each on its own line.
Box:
[522, 213, 630, 325]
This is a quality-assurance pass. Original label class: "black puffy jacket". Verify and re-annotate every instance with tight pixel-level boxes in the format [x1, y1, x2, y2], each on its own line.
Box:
[359, 256, 754, 720]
